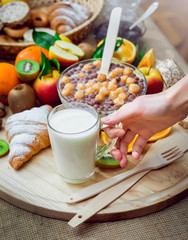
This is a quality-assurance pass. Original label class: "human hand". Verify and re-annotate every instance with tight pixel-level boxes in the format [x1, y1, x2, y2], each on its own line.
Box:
[101, 91, 177, 167]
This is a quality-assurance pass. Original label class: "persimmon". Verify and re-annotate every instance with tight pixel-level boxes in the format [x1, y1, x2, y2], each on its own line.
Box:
[15, 46, 49, 65]
[0, 63, 20, 104]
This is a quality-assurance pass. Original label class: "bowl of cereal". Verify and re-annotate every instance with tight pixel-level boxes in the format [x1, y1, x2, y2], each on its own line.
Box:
[57, 58, 147, 115]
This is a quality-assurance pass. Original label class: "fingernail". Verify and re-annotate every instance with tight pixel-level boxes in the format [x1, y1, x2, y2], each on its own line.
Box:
[101, 116, 111, 122]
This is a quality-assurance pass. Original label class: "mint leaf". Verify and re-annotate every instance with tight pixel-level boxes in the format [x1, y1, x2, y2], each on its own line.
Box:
[50, 59, 60, 72]
[114, 38, 124, 51]
[39, 51, 52, 79]
[132, 41, 148, 67]
[32, 30, 61, 50]
[92, 38, 106, 58]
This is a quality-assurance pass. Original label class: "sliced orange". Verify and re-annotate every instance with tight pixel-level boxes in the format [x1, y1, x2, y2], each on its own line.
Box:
[147, 126, 173, 142]
[97, 37, 137, 64]
[137, 48, 155, 68]
[101, 126, 173, 153]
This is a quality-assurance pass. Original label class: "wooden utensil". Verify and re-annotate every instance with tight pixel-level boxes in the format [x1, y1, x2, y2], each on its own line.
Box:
[65, 131, 188, 204]
[99, 7, 122, 75]
[68, 144, 187, 227]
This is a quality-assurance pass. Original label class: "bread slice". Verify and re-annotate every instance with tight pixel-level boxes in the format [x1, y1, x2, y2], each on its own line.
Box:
[0, 1, 30, 27]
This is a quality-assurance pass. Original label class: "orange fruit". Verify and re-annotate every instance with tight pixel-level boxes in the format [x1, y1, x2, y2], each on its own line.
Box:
[15, 46, 49, 65]
[0, 63, 20, 104]
[98, 37, 137, 64]
[137, 48, 155, 68]
[101, 126, 173, 153]
[147, 126, 173, 142]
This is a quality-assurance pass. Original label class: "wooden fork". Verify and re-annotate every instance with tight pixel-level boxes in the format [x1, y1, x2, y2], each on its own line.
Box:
[66, 131, 188, 203]
[68, 145, 187, 227]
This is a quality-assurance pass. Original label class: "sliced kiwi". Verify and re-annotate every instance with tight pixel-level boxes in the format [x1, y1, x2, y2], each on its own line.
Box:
[16, 60, 40, 82]
[96, 153, 120, 168]
[0, 139, 9, 157]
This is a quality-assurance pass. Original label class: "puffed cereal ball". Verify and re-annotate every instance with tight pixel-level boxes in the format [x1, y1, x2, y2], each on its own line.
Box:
[86, 81, 94, 88]
[93, 59, 101, 67]
[83, 64, 92, 70]
[77, 83, 86, 90]
[101, 81, 109, 87]
[61, 89, 71, 97]
[118, 93, 128, 100]
[99, 87, 109, 96]
[85, 87, 95, 95]
[64, 83, 75, 91]
[120, 75, 128, 83]
[116, 87, 125, 95]
[114, 97, 124, 106]
[74, 91, 85, 99]
[61, 76, 70, 84]
[128, 84, 140, 94]
[97, 73, 107, 82]
[123, 67, 132, 76]
[109, 91, 118, 99]
[77, 72, 85, 78]
[126, 77, 136, 86]
[93, 83, 101, 91]
[109, 68, 123, 78]
[95, 93, 105, 102]
[108, 82, 117, 91]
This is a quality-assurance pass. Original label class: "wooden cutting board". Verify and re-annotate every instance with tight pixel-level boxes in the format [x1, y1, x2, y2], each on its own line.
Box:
[0, 109, 188, 222]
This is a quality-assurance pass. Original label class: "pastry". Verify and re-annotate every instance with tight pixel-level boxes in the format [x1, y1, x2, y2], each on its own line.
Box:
[5, 105, 52, 169]
[4, 26, 29, 39]
[31, 10, 48, 28]
[48, 1, 91, 34]
[0, 1, 30, 28]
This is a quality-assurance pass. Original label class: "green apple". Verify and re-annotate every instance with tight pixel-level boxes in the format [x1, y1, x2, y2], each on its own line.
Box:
[139, 67, 163, 94]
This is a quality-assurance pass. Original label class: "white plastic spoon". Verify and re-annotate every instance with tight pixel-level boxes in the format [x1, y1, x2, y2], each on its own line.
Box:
[129, 1, 159, 30]
[99, 7, 122, 75]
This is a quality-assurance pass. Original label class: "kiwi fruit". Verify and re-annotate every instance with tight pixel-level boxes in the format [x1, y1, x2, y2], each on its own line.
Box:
[78, 42, 95, 60]
[0, 139, 9, 157]
[8, 83, 36, 113]
[16, 59, 40, 82]
[96, 153, 120, 168]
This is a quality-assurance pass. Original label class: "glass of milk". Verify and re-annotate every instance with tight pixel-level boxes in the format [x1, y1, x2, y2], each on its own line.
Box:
[47, 102, 100, 184]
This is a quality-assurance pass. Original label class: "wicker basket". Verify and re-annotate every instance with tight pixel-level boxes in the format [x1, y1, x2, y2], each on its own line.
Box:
[0, 0, 104, 59]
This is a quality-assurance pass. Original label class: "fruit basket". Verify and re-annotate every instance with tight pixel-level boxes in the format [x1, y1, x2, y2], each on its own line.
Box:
[0, 0, 104, 59]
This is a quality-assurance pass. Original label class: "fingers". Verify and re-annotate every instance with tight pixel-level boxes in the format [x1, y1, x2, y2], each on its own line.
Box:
[111, 148, 127, 167]
[101, 102, 135, 125]
[132, 135, 148, 160]
[103, 127, 125, 139]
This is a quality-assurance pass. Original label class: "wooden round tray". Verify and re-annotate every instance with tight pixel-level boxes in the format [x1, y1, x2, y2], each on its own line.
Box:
[0, 111, 188, 222]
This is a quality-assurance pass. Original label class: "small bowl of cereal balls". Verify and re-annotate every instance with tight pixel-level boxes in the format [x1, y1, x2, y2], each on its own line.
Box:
[57, 58, 147, 115]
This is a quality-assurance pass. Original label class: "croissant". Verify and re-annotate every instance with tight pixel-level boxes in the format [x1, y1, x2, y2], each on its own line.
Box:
[5, 105, 52, 170]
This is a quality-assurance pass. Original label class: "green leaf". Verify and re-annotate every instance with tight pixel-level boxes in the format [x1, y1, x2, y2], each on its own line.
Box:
[132, 41, 148, 67]
[54, 31, 61, 41]
[50, 59, 60, 72]
[39, 51, 52, 79]
[32, 30, 61, 50]
[114, 38, 124, 51]
[92, 38, 106, 58]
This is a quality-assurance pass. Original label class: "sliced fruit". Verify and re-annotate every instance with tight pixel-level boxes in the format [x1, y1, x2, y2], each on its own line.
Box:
[98, 37, 137, 64]
[137, 48, 155, 68]
[16, 59, 40, 82]
[96, 153, 120, 168]
[49, 45, 79, 67]
[101, 126, 173, 154]
[0, 139, 9, 157]
[59, 35, 72, 43]
[55, 40, 84, 59]
[148, 126, 173, 142]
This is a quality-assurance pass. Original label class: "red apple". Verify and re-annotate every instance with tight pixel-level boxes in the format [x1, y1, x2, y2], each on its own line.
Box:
[49, 46, 79, 67]
[139, 67, 163, 94]
[33, 70, 61, 106]
[55, 40, 84, 59]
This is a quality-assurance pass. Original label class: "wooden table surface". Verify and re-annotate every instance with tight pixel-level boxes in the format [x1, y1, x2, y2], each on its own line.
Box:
[141, 0, 188, 64]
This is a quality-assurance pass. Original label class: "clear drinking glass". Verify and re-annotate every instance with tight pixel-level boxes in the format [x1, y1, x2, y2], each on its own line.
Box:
[47, 103, 99, 184]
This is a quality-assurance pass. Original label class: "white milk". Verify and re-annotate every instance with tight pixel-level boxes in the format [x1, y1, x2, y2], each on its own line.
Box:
[48, 108, 99, 183]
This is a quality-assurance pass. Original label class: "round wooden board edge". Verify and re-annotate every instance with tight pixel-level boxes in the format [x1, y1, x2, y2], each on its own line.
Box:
[0, 175, 187, 222]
